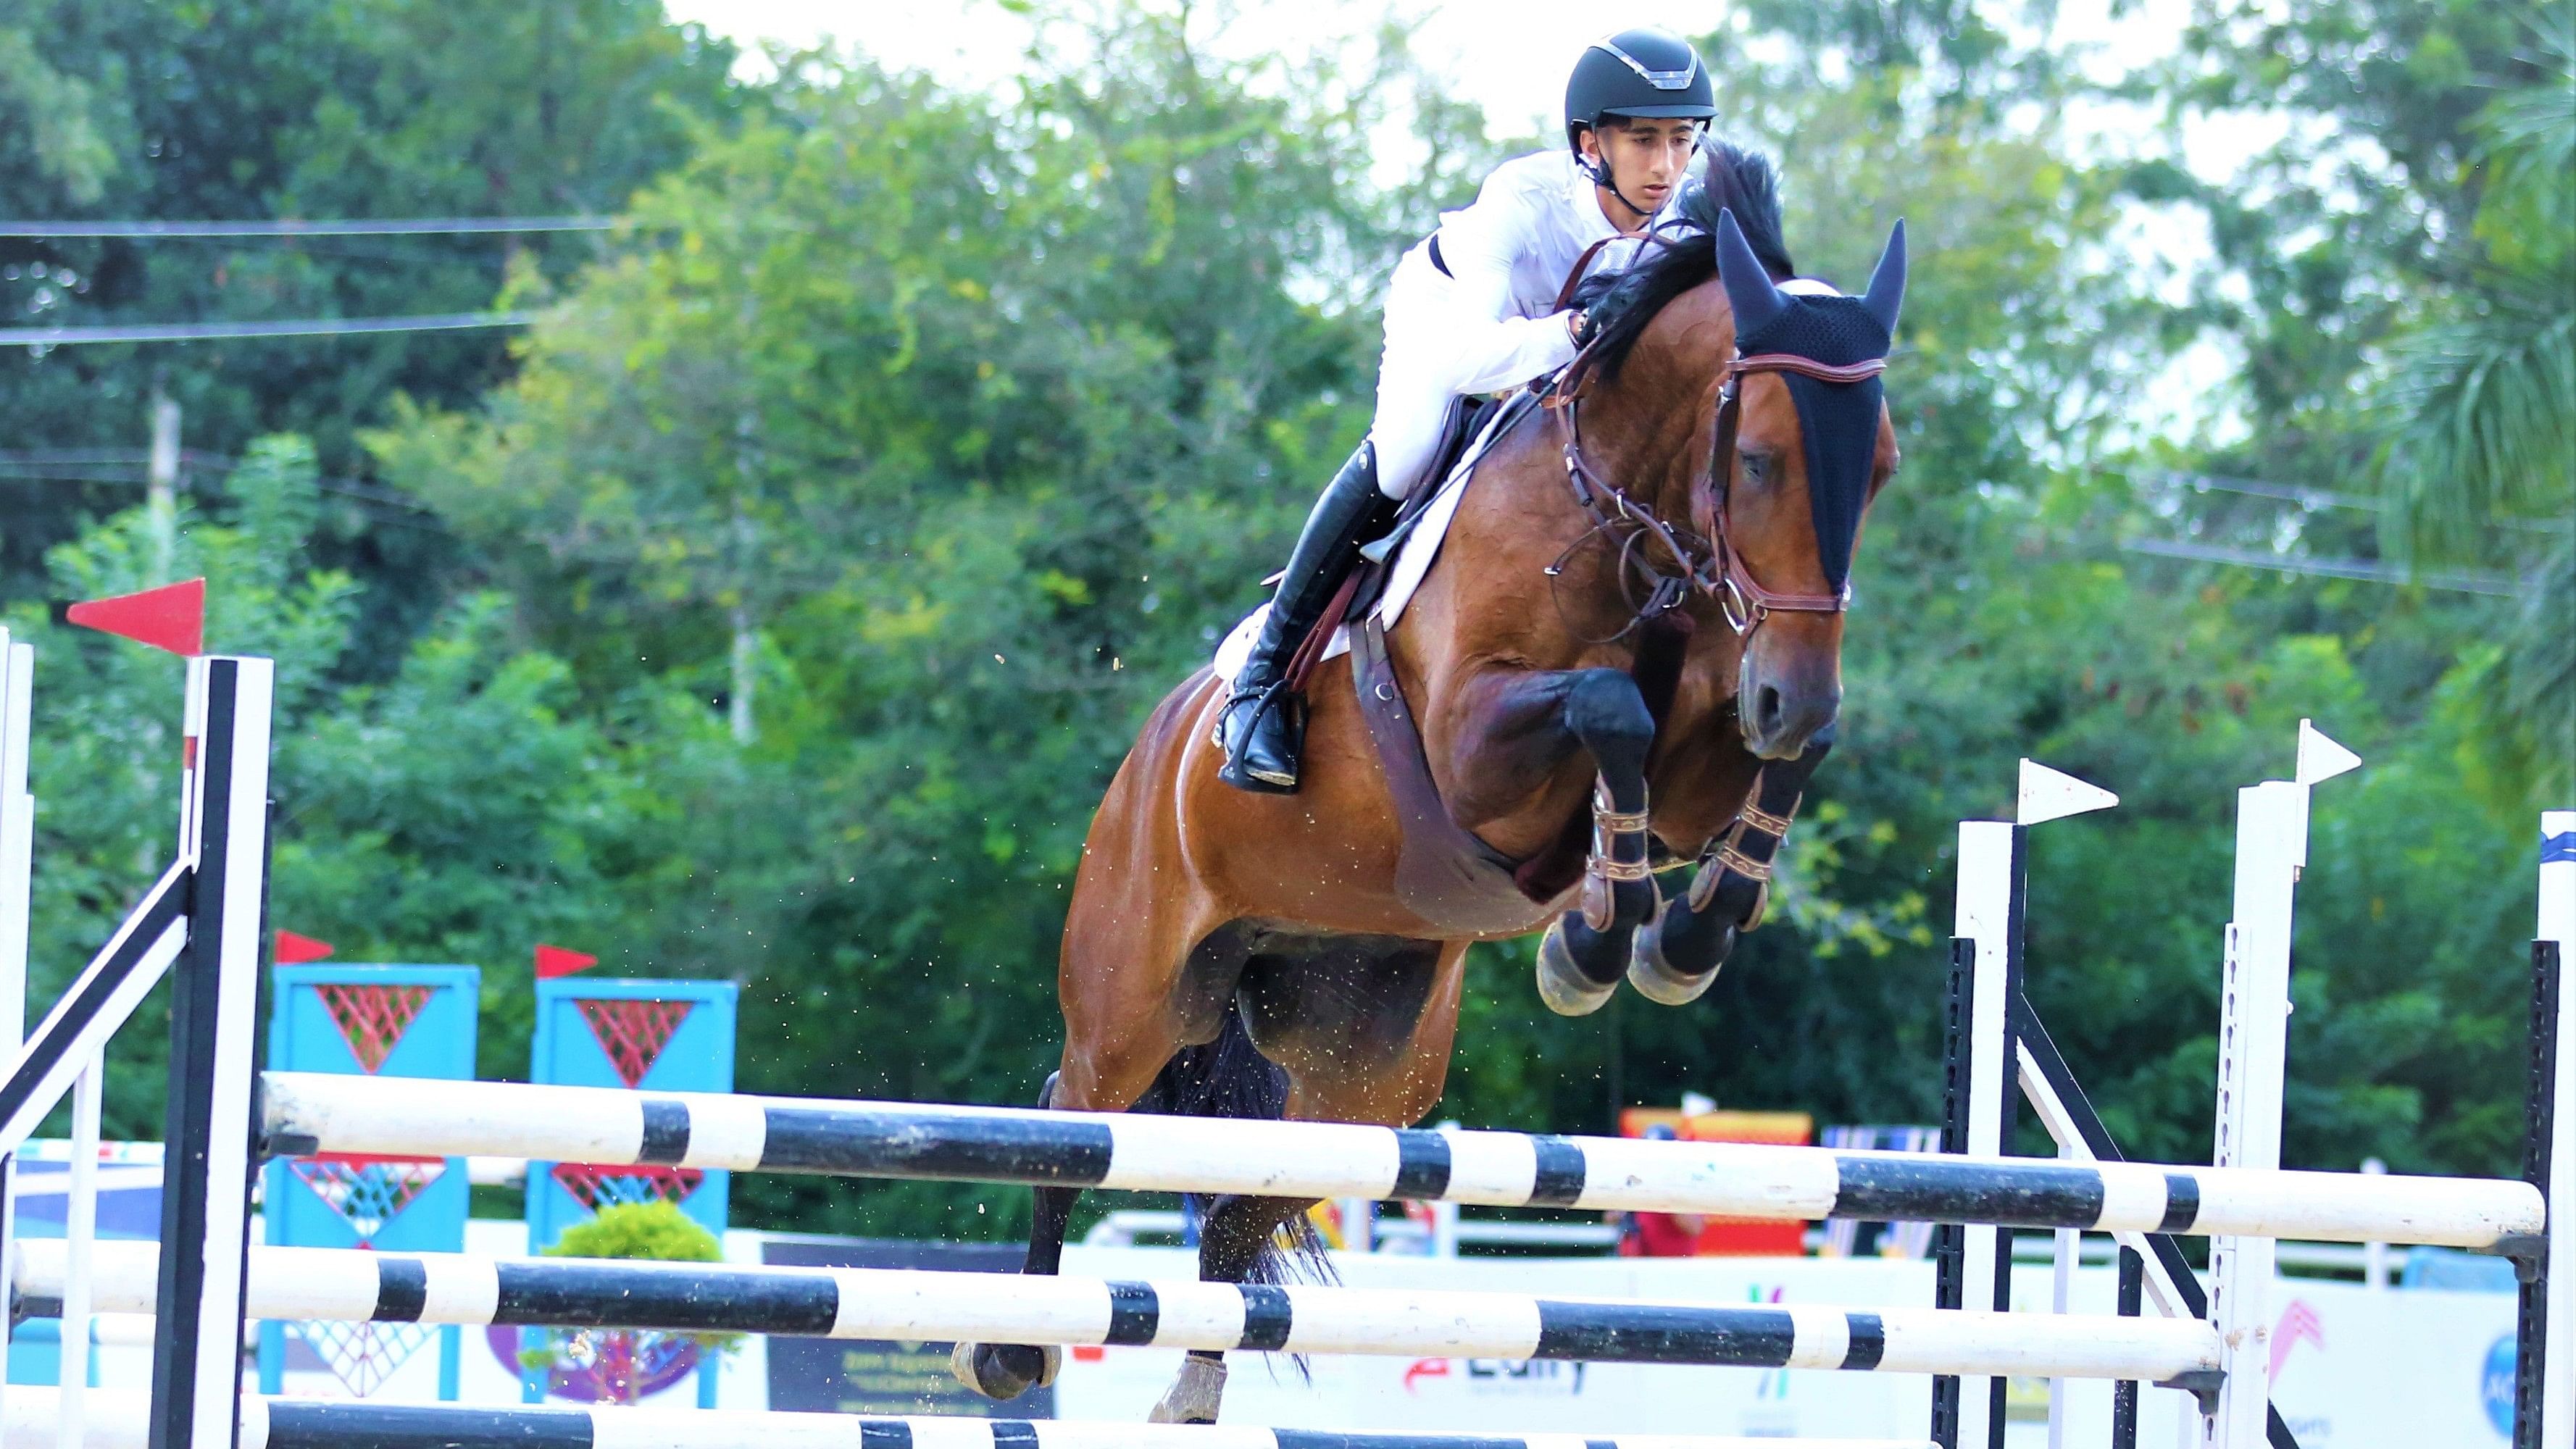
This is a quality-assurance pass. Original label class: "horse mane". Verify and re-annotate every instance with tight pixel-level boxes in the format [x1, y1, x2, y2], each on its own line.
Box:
[1572, 142, 1796, 383]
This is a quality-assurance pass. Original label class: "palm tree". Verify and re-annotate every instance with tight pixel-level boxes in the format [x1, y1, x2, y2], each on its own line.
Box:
[2372, 9, 2575, 794]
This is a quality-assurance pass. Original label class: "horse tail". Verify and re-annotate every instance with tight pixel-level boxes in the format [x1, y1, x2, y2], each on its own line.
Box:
[1135, 1001, 1337, 1293]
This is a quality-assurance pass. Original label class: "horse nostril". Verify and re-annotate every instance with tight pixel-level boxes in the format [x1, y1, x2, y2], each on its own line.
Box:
[1754, 684, 1785, 738]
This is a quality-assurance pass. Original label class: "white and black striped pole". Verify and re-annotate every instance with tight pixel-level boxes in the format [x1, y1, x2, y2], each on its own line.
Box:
[149, 656, 273, 1449]
[1934, 759, 2117, 1449]
[2201, 721, 2356, 1449]
[20, 1240, 2229, 1383]
[256, 1067, 2538, 1244]
[2519, 809, 2573, 1449]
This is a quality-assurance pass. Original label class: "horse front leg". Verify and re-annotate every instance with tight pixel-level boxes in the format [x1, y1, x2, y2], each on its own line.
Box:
[1525, 669, 1662, 1016]
[1629, 733, 1830, 1005]
[951, 1072, 1080, 1401]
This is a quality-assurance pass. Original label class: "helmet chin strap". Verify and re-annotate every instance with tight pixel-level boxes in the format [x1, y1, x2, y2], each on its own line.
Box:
[1577, 124, 1697, 232]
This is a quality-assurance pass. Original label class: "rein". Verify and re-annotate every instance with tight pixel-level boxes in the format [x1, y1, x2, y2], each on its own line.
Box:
[1543, 346, 1883, 638]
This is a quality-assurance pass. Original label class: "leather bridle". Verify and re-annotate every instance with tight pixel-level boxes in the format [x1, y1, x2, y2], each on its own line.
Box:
[1535, 342, 1885, 638]
[1544, 345, 1884, 637]
[1704, 351, 1883, 630]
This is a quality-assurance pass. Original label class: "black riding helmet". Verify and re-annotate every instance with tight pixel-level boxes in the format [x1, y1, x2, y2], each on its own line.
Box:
[1564, 28, 1716, 144]
[1564, 28, 1715, 218]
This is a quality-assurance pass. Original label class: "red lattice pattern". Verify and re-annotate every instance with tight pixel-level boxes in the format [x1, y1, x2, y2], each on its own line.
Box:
[550, 1163, 704, 1211]
[575, 997, 693, 1087]
[295, 1319, 433, 1398]
[289, 1153, 445, 1245]
[315, 983, 431, 1073]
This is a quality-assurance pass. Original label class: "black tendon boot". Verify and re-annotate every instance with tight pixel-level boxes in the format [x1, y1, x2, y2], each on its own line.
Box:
[1217, 441, 1399, 793]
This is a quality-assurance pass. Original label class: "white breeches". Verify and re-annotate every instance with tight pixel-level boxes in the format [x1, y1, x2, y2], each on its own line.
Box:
[1369, 247, 1477, 499]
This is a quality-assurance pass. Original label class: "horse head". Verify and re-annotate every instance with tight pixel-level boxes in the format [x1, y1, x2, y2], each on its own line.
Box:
[1701, 206, 1905, 759]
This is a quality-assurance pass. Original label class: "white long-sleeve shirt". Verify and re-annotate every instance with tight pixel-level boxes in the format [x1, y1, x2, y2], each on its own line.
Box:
[1416, 151, 1681, 395]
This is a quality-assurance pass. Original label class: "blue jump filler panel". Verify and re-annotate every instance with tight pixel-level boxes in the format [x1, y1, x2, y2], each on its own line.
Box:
[522, 977, 738, 1408]
[259, 964, 480, 1401]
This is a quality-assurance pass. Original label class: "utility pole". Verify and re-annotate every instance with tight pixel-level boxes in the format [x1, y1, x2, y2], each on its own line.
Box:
[728, 395, 759, 747]
[728, 288, 760, 747]
[147, 379, 180, 581]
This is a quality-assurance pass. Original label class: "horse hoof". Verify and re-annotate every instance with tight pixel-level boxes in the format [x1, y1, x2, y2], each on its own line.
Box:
[1627, 920, 1725, 1006]
[1535, 921, 1617, 1016]
[951, 1340, 1061, 1400]
[1148, 1356, 1228, 1424]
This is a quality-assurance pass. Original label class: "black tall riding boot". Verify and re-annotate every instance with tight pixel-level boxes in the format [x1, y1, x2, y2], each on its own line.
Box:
[1217, 441, 1398, 793]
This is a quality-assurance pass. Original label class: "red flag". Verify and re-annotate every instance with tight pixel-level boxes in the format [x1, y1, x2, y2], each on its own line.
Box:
[275, 930, 335, 964]
[67, 577, 206, 656]
[535, 943, 598, 980]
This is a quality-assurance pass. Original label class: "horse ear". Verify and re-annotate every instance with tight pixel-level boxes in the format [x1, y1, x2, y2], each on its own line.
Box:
[1712, 207, 1789, 336]
[1862, 219, 1907, 336]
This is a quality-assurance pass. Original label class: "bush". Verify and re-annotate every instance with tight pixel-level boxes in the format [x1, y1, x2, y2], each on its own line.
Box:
[520, 1202, 741, 1384]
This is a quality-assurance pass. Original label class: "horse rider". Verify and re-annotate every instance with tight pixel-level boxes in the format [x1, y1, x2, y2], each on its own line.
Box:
[1215, 27, 1717, 793]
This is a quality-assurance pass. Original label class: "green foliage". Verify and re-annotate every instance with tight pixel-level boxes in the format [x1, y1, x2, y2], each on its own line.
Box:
[0, 24, 126, 203]
[0, 0, 748, 667]
[2356, 12, 2575, 795]
[528, 1202, 739, 1366]
[545, 1200, 723, 1262]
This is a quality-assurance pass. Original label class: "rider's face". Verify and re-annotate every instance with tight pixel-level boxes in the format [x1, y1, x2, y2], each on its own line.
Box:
[1582, 117, 1700, 214]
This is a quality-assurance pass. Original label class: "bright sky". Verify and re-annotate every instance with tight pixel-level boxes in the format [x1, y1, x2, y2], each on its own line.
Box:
[666, 0, 2203, 149]
[674, 2, 1742, 137]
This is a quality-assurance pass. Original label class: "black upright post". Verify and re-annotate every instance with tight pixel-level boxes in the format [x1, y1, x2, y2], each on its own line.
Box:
[2112, 1245, 2143, 1449]
[1984, 825, 2027, 1449]
[149, 657, 272, 1449]
[2515, 938, 2560, 1449]
[1930, 936, 1972, 1449]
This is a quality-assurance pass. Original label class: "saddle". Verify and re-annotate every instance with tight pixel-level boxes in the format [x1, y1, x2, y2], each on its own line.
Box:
[1273, 387, 1693, 937]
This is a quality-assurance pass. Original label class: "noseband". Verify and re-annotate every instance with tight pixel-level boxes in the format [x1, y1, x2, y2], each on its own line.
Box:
[1546, 347, 1885, 638]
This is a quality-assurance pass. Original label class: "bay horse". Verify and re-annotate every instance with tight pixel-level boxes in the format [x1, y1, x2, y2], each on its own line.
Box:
[956, 146, 1905, 1424]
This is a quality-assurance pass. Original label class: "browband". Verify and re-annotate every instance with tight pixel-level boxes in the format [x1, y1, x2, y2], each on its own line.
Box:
[1729, 353, 1888, 384]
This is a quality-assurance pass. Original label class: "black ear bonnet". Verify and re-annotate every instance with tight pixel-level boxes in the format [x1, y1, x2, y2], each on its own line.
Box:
[1735, 298, 1889, 590]
[1714, 209, 1906, 593]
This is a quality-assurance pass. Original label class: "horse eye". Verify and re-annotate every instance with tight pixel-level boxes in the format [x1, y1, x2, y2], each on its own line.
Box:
[1740, 451, 1771, 485]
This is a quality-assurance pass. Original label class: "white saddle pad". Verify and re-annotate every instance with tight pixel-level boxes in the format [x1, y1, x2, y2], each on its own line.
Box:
[1213, 401, 1528, 679]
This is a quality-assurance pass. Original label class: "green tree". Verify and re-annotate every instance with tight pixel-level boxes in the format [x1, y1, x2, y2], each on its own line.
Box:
[2368, 12, 2575, 794]
[0, 0, 747, 661]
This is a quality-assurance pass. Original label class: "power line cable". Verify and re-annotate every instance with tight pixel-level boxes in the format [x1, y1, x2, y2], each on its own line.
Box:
[0, 311, 535, 347]
[0, 217, 615, 238]
[2122, 538, 2518, 596]
[0, 448, 454, 535]
[2119, 467, 2567, 537]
